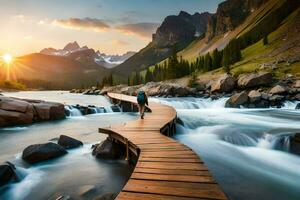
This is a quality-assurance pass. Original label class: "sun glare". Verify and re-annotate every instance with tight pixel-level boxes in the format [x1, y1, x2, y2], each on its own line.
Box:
[2, 53, 13, 64]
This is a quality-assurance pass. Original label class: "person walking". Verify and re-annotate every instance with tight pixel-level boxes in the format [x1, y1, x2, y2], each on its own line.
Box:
[137, 90, 148, 119]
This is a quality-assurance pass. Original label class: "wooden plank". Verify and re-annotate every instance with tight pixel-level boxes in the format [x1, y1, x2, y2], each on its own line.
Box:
[133, 168, 211, 176]
[136, 161, 208, 170]
[103, 93, 227, 200]
[117, 192, 205, 200]
[123, 180, 227, 199]
[139, 157, 202, 163]
[131, 173, 215, 183]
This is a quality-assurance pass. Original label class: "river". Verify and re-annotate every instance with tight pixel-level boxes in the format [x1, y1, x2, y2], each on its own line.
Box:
[1, 91, 300, 200]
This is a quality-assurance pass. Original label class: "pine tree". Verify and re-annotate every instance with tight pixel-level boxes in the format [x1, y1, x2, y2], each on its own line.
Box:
[145, 68, 153, 83]
[263, 35, 268, 45]
[204, 53, 212, 71]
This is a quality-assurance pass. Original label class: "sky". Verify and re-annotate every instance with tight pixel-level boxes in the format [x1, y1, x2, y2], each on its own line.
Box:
[0, 0, 223, 56]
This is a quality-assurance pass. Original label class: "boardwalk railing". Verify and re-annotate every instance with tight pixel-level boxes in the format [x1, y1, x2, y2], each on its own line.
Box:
[99, 93, 227, 200]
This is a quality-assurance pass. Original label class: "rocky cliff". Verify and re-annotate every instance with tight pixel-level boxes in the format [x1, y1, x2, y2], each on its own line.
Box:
[206, 0, 267, 39]
[113, 11, 213, 76]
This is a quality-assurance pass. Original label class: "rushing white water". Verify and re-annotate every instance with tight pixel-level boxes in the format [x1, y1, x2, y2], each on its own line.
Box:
[0, 91, 137, 200]
[154, 97, 300, 200]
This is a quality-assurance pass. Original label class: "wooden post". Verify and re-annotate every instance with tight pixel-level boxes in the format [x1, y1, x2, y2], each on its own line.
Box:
[125, 138, 129, 161]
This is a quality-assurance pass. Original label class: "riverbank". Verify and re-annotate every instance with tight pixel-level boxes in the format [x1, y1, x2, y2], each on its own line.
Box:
[71, 72, 300, 109]
[0, 91, 136, 200]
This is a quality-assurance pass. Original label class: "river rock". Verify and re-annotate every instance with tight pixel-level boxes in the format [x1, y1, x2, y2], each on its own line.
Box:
[58, 135, 83, 149]
[294, 80, 300, 88]
[225, 91, 248, 108]
[78, 185, 96, 196]
[0, 162, 18, 186]
[237, 72, 273, 88]
[290, 133, 300, 155]
[22, 142, 67, 164]
[33, 102, 65, 121]
[0, 96, 65, 127]
[296, 103, 300, 109]
[92, 138, 124, 159]
[269, 85, 287, 95]
[211, 74, 235, 93]
[248, 90, 261, 102]
[0, 109, 34, 127]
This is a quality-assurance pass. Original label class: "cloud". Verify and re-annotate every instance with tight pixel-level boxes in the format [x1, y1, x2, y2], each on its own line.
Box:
[53, 17, 110, 32]
[118, 10, 144, 23]
[111, 39, 129, 46]
[116, 23, 159, 38]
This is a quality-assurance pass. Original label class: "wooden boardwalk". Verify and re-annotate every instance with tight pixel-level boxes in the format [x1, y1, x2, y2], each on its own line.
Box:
[100, 93, 227, 200]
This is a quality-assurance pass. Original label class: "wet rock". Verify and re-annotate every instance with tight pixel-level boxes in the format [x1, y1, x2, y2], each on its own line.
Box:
[290, 133, 300, 155]
[0, 109, 34, 127]
[33, 102, 65, 121]
[78, 185, 96, 196]
[225, 91, 248, 108]
[269, 95, 285, 108]
[296, 103, 300, 109]
[294, 80, 300, 88]
[22, 142, 67, 164]
[174, 86, 190, 97]
[111, 105, 121, 112]
[248, 90, 261, 103]
[269, 85, 287, 95]
[93, 193, 117, 200]
[92, 138, 124, 159]
[0, 162, 18, 186]
[0, 96, 65, 127]
[261, 92, 270, 100]
[237, 72, 273, 88]
[211, 74, 235, 93]
[58, 135, 83, 149]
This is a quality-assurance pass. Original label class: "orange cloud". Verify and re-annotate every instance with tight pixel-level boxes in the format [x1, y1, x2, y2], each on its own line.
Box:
[116, 23, 159, 38]
[111, 39, 130, 46]
[53, 17, 110, 32]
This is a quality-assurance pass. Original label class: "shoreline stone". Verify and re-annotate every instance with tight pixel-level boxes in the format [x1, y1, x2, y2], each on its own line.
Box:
[22, 142, 67, 164]
[58, 135, 83, 149]
[0, 96, 65, 127]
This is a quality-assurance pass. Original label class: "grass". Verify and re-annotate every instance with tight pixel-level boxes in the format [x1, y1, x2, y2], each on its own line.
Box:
[0, 81, 27, 91]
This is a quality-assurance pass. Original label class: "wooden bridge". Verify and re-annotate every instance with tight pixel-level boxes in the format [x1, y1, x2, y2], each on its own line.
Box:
[99, 93, 227, 200]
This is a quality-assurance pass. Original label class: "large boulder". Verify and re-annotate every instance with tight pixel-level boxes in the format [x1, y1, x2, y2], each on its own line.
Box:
[0, 96, 65, 127]
[225, 91, 248, 108]
[211, 74, 236, 93]
[0, 109, 34, 127]
[22, 142, 67, 164]
[237, 72, 273, 88]
[92, 138, 124, 159]
[296, 103, 300, 110]
[58, 135, 83, 149]
[0, 162, 18, 186]
[248, 90, 261, 103]
[33, 102, 65, 121]
[269, 85, 287, 95]
[0, 96, 32, 113]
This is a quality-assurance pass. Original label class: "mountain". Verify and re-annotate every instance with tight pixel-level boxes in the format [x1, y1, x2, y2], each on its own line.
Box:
[145, 0, 300, 83]
[113, 11, 213, 76]
[0, 53, 110, 90]
[174, 0, 300, 61]
[206, 0, 267, 40]
[95, 51, 136, 69]
[63, 41, 80, 51]
[40, 42, 135, 69]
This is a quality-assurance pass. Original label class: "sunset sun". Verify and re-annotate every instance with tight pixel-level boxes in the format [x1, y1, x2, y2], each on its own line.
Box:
[2, 53, 13, 64]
